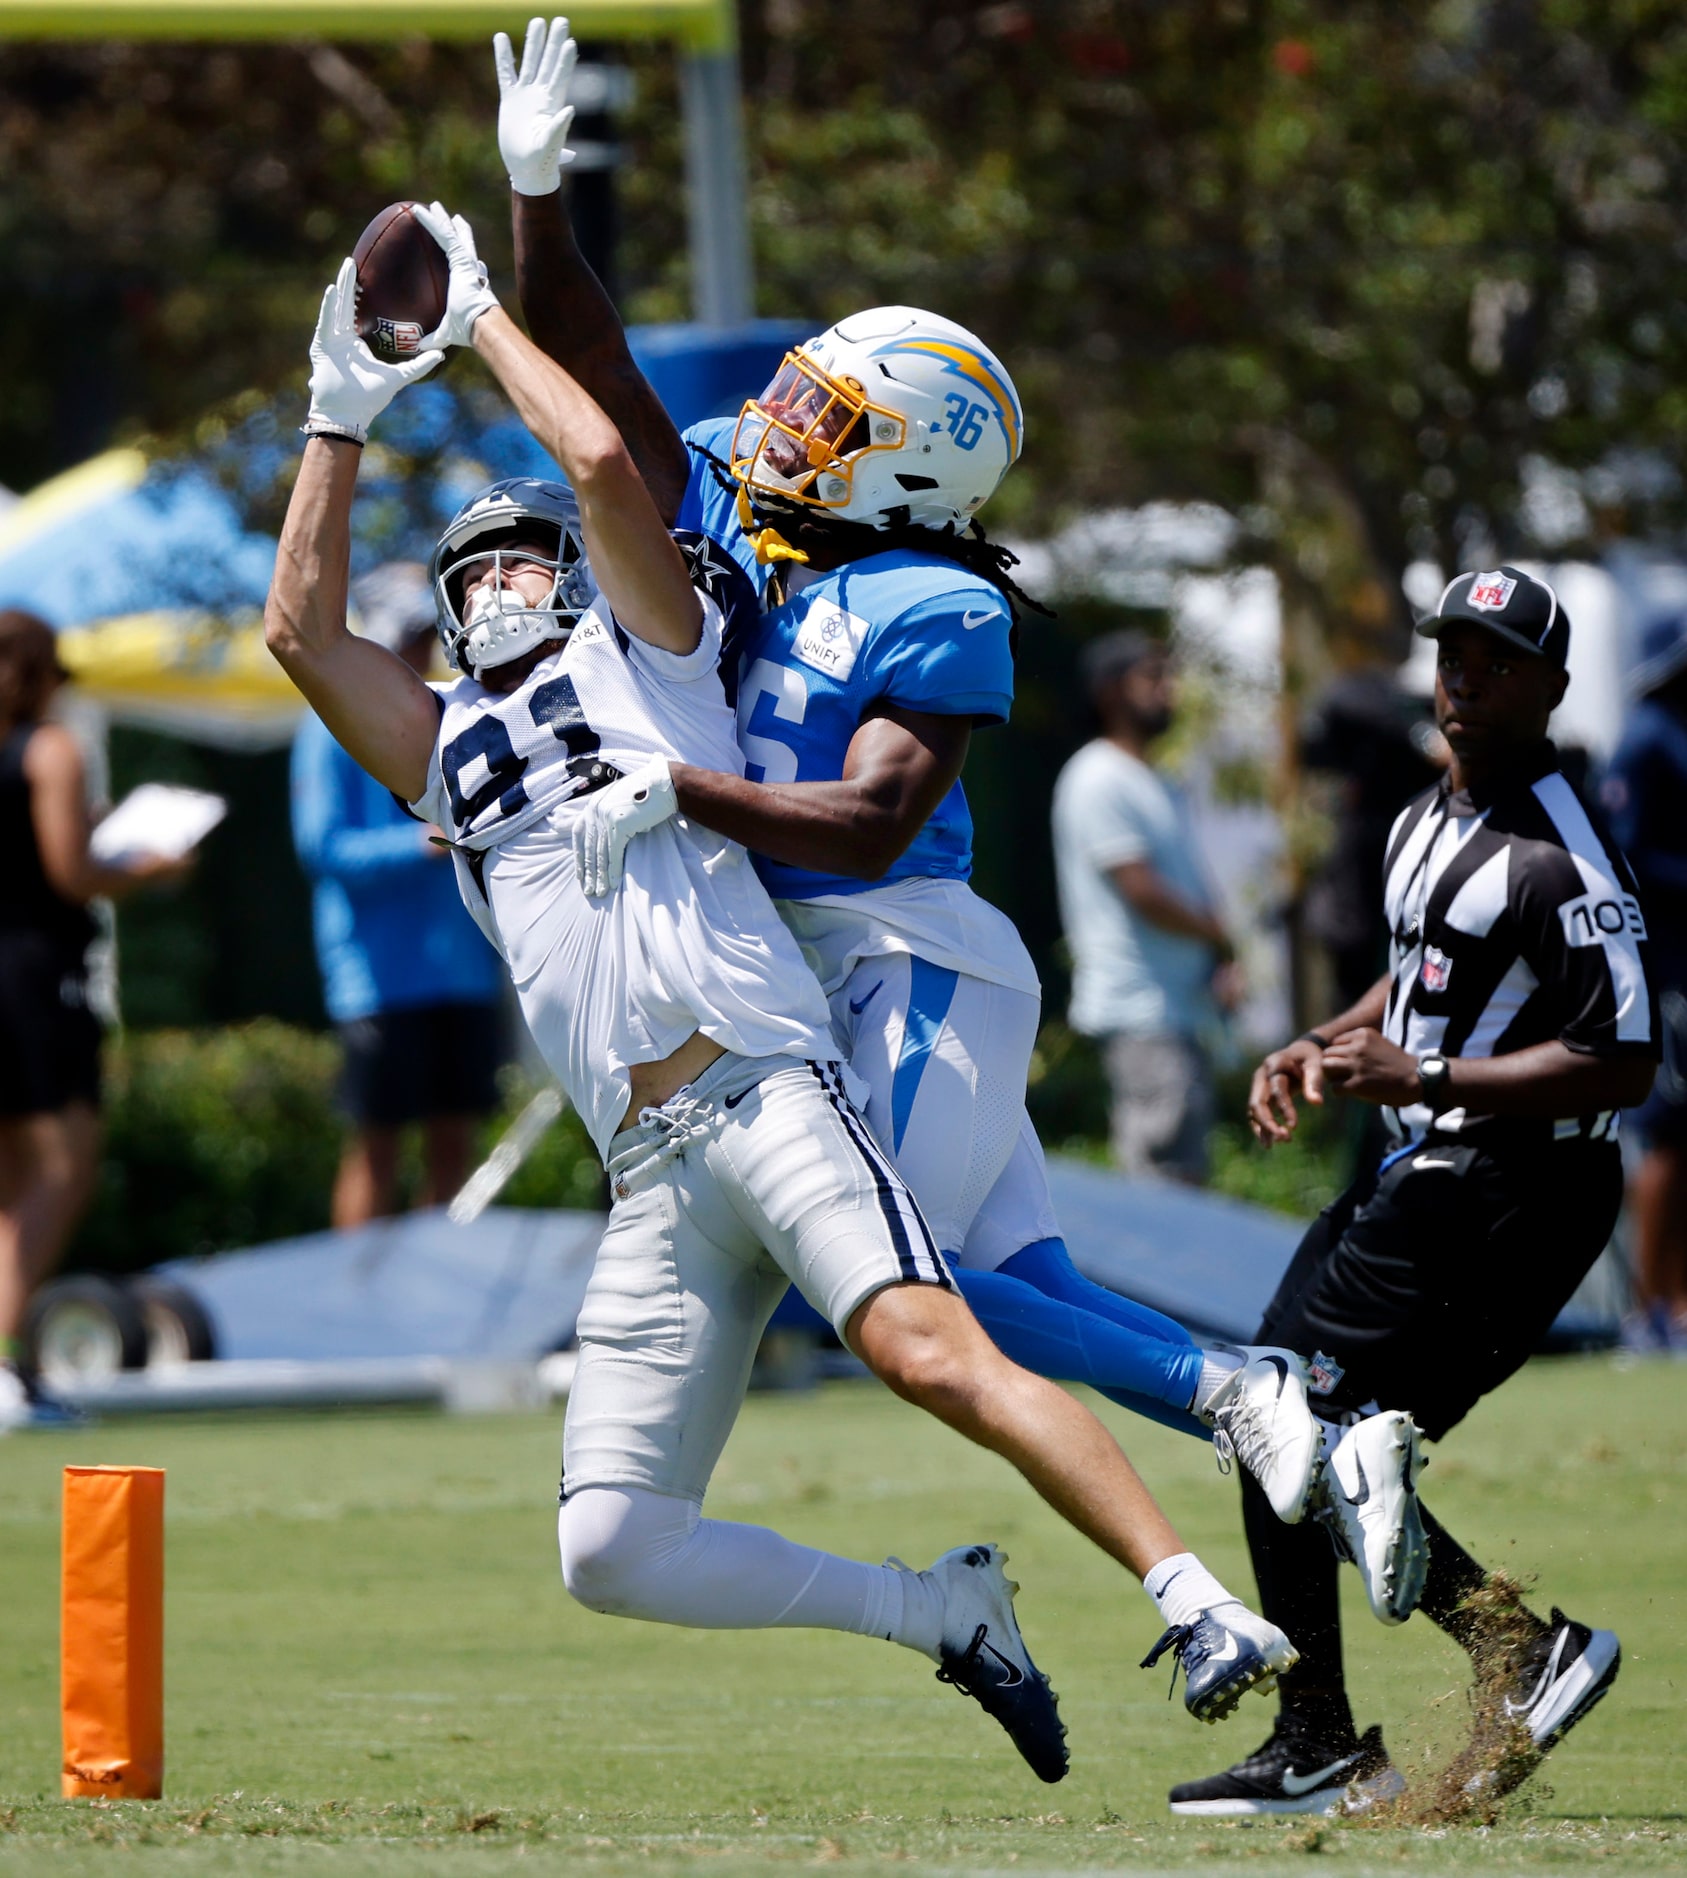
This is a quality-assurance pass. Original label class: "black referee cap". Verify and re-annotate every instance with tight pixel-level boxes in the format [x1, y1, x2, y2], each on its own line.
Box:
[1418, 566, 1570, 668]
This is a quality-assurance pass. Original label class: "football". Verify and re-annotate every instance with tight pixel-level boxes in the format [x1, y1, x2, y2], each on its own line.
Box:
[352, 201, 449, 363]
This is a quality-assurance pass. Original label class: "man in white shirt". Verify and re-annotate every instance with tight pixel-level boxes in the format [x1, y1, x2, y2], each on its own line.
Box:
[262, 200, 1299, 1784]
[1052, 632, 1236, 1181]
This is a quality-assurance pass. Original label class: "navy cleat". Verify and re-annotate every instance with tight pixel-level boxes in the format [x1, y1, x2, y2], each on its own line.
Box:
[1141, 1602, 1299, 1724]
[920, 1543, 1068, 1783]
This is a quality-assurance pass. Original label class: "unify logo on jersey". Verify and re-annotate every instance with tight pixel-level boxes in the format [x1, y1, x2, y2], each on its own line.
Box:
[1420, 943, 1453, 992]
[1467, 571, 1518, 611]
[790, 599, 871, 682]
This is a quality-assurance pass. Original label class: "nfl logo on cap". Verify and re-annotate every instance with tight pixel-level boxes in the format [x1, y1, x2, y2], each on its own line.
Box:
[1468, 572, 1517, 612]
[1422, 563, 1571, 668]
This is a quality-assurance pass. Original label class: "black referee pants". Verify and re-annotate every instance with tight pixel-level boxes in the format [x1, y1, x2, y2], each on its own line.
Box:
[1243, 1135, 1623, 1730]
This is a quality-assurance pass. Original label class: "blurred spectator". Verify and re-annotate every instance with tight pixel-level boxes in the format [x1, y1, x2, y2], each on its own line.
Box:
[290, 565, 506, 1228]
[1051, 631, 1237, 1182]
[1301, 664, 1445, 1010]
[0, 610, 190, 1427]
[1600, 614, 1687, 1350]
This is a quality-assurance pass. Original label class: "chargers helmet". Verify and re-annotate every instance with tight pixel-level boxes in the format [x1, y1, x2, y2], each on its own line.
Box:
[729, 306, 1024, 533]
[427, 477, 594, 678]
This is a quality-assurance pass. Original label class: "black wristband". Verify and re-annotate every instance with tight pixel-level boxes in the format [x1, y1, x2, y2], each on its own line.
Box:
[1297, 1030, 1332, 1050]
[300, 424, 366, 448]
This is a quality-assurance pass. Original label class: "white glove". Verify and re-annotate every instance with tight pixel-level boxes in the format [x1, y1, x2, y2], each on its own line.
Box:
[573, 758, 677, 897]
[412, 201, 501, 350]
[495, 16, 579, 196]
[305, 258, 443, 443]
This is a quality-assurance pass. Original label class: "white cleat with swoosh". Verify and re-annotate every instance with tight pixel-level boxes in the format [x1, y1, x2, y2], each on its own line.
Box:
[1319, 1410, 1428, 1624]
[1202, 1345, 1322, 1524]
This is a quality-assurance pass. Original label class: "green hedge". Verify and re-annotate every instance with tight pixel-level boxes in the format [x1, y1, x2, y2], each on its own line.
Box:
[69, 1022, 605, 1277]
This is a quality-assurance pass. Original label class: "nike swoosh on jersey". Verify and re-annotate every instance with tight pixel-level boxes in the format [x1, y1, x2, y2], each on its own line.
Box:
[848, 979, 886, 1016]
[1412, 1155, 1458, 1169]
[960, 609, 995, 630]
[1281, 1751, 1361, 1796]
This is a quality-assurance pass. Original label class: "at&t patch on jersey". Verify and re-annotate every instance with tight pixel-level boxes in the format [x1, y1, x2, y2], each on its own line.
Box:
[790, 600, 871, 682]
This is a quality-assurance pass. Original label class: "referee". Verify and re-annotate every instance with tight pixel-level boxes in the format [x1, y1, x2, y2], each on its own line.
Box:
[1170, 568, 1660, 1818]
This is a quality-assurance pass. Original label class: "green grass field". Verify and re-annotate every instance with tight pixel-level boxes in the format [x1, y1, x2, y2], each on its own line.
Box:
[1, 1357, 1683, 1875]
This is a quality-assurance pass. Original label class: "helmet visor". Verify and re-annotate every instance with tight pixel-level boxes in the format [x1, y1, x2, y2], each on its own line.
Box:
[730, 353, 903, 508]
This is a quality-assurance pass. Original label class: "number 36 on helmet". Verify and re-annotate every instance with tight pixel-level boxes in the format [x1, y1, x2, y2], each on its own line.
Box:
[730, 306, 1024, 534]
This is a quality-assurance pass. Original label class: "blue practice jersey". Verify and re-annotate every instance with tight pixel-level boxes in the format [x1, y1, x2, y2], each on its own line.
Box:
[677, 417, 1016, 901]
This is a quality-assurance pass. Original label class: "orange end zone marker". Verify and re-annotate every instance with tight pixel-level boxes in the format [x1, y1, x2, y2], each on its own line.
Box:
[61, 1465, 164, 1799]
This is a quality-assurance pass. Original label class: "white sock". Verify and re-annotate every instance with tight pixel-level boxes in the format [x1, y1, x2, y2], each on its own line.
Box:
[1144, 1551, 1236, 1628]
[558, 1486, 945, 1657]
[1190, 1349, 1243, 1418]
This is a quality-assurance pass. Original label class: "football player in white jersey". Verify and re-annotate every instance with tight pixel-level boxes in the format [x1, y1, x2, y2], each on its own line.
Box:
[263, 199, 1302, 1777]
[495, 16, 1339, 1550]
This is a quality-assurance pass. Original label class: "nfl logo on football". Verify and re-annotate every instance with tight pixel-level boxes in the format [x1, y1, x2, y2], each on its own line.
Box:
[1420, 943, 1453, 992]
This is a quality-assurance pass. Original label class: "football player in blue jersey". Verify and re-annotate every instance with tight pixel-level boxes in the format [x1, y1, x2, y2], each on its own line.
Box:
[496, 19, 1351, 1555]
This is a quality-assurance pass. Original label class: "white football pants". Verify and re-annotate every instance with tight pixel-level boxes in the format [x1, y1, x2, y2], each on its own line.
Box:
[827, 952, 1061, 1268]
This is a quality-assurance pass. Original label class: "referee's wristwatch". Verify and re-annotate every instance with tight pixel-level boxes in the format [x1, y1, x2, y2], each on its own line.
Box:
[1416, 1051, 1452, 1114]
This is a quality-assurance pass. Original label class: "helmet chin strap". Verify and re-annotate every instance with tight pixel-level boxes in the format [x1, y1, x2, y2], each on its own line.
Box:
[735, 486, 811, 569]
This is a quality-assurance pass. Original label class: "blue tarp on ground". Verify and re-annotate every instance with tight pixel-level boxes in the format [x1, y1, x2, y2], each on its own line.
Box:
[161, 1158, 1618, 1369]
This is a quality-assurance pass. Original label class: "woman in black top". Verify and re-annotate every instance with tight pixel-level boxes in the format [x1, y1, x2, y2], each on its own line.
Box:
[0, 609, 186, 1422]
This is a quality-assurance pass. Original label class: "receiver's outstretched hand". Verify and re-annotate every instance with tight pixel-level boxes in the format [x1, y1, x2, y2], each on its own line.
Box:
[496, 16, 579, 196]
[306, 259, 442, 443]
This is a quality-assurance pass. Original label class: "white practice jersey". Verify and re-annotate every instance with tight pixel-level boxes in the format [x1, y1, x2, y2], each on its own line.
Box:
[409, 591, 838, 1159]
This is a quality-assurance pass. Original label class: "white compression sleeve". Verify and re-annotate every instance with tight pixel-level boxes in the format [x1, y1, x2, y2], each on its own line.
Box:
[559, 1486, 944, 1658]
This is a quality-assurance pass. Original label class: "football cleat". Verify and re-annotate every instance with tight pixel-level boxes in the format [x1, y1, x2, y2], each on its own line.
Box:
[1204, 1346, 1322, 1524]
[1455, 1608, 1622, 1803]
[1140, 1602, 1300, 1725]
[1319, 1410, 1427, 1624]
[1168, 1719, 1403, 1816]
[921, 1543, 1068, 1784]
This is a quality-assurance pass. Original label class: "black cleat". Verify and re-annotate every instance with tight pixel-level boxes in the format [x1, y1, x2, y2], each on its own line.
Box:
[1457, 1607, 1621, 1803]
[1169, 1718, 1402, 1816]
[920, 1543, 1069, 1783]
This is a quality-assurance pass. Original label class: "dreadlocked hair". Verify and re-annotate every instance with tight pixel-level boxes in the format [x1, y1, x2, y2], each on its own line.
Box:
[693, 445, 1054, 628]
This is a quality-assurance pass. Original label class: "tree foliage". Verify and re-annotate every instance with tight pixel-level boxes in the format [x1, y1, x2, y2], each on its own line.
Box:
[3, 2, 1685, 656]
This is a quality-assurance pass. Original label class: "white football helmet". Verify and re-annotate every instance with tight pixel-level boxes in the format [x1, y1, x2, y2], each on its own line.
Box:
[729, 306, 1024, 532]
[427, 477, 594, 678]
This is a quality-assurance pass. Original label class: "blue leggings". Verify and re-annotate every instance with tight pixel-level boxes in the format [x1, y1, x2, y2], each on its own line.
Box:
[952, 1238, 1209, 1442]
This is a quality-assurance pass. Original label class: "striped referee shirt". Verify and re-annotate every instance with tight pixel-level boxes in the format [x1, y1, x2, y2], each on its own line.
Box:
[1379, 741, 1658, 1143]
